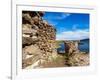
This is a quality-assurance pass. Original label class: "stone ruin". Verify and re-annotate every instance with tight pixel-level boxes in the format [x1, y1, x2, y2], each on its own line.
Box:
[22, 11, 89, 68]
[57, 40, 89, 66]
[64, 41, 89, 66]
[22, 11, 57, 69]
[64, 41, 80, 56]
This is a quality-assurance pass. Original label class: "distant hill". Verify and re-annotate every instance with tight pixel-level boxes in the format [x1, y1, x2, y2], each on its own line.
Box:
[80, 38, 89, 41]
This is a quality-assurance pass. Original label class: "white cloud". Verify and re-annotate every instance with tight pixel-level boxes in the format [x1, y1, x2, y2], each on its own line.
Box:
[44, 13, 71, 20]
[56, 29, 89, 40]
[47, 20, 58, 26]
[56, 13, 71, 19]
[72, 24, 79, 30]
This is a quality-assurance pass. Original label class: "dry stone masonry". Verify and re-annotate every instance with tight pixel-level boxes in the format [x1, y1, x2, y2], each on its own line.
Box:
[22, 11, 57, 69]
[64, 41, 80, 56]
[63, 41, 89, 66]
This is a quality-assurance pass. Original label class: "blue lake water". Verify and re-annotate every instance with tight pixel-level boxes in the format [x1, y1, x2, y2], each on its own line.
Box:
[78, 39, 89, 52]
[57, 39, 89, 53]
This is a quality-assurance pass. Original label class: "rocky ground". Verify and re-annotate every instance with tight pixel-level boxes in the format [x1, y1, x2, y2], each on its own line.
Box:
[65, 52, 89, 66]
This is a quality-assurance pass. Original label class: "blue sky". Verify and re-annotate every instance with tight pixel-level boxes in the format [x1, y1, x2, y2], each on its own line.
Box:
[43, 12, 89, 40]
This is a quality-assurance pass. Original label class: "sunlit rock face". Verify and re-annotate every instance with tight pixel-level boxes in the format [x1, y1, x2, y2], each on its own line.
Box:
[22, 11, 57, 69]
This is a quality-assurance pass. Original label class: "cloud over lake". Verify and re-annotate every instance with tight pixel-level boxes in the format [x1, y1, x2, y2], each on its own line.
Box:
[56, 29, 89, 40]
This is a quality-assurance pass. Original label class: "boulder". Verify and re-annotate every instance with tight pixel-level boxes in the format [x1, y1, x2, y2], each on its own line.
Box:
[24, 44, 41, 55]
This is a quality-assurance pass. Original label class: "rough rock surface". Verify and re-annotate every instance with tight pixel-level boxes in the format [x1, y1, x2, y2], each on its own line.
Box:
[63, 41, 89, 66]
[22, 11, 57, 69]
[66, 52, 89, 66]
[64, 41, 80, 56]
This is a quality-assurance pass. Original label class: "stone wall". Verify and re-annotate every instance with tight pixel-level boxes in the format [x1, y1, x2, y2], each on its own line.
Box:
[64, 41, 80, 56]
[22, 11, 57, 69]
[63, 41, 89, 66]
